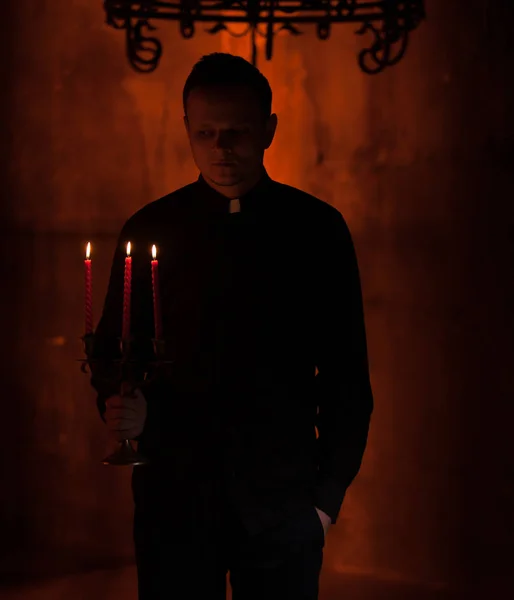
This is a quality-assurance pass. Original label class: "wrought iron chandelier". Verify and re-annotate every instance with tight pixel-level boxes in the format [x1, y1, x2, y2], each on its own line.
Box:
[103, 1, 425, 75]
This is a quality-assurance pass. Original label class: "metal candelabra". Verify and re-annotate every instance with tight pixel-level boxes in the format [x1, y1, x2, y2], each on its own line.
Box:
[81, 333, 172, 466]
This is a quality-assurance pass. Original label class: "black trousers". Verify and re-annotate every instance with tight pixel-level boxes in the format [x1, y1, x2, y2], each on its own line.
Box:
[134, 496, 325, 600]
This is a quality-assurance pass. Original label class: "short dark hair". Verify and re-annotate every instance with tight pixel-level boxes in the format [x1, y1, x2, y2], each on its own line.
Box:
[183, 53, 272, 118]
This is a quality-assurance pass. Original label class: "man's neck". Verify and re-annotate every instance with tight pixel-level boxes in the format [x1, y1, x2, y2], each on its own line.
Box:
[203, 168, 266, 200]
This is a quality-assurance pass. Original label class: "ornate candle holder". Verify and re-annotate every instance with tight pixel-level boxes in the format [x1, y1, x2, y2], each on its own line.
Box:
[80, 333, 172, 466]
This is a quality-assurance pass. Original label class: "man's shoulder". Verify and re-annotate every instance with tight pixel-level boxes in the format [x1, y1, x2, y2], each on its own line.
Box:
[271, 179, 344, 223]
[122, 181, 196, 233]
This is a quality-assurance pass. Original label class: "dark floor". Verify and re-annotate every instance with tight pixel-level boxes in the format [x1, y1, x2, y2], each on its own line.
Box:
[0, 564, 485, 600]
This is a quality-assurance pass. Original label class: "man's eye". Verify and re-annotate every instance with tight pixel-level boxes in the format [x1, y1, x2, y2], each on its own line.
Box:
[196, 128, 248, 138]
[198, 130, 212, 137]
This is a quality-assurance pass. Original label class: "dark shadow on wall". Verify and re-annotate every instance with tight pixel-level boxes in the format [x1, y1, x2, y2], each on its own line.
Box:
[0, 0, 153, 583]
[5, 0, 152, 234]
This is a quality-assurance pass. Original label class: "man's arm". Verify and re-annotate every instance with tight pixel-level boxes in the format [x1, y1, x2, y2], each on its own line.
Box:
[313, 211, 374, 524]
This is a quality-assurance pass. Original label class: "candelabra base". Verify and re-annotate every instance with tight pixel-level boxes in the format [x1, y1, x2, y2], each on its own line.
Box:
[101, 439, 149, 466]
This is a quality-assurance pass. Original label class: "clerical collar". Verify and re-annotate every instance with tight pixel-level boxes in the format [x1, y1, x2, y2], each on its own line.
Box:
[229, 198, 241, 214]
[195, 169, 273, 214]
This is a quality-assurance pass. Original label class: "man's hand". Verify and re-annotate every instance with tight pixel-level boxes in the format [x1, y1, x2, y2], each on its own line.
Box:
[104, 387, 147, 441]
[315, 506, 332, 538]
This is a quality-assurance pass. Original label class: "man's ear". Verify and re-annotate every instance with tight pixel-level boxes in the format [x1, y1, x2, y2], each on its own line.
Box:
[183, 115, 189, 133]
[264, 113, 278, 149]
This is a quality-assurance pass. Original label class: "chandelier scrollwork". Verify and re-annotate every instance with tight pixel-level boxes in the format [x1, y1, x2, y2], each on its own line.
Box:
[103, 1, 425, 74]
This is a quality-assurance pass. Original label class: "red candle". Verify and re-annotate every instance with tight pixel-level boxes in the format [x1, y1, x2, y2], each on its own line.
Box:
[122, 241, 132, 342]
[151, 244, 163, 340]
[84, 242, 93, 335]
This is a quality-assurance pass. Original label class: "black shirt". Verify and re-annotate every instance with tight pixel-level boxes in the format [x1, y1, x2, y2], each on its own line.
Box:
[90, 169, 373, 535]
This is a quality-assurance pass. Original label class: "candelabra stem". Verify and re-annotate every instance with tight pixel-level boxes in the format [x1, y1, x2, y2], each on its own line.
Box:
[101, 438, 149, 466]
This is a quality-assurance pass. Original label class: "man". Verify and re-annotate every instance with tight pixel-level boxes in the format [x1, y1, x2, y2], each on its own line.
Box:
[91, 53, 373, 600]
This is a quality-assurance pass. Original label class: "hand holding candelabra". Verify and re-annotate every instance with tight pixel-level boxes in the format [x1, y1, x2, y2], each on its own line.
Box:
[80, 242, 171, 466]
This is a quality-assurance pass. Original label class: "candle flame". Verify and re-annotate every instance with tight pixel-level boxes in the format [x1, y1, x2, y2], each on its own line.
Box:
[126, 241, 131, 257]
[86, 242, 91, 259]
[152, 244, 157, 260]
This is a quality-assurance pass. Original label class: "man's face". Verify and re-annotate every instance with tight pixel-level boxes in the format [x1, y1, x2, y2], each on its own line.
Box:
[184, 84, 277, 195]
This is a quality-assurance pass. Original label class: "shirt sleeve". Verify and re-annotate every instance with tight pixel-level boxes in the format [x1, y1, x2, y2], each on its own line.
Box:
[313, 211, 374, 524]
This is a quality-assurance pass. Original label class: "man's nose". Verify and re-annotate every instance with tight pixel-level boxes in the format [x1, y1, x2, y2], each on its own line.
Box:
[213, 131, 233, 150]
